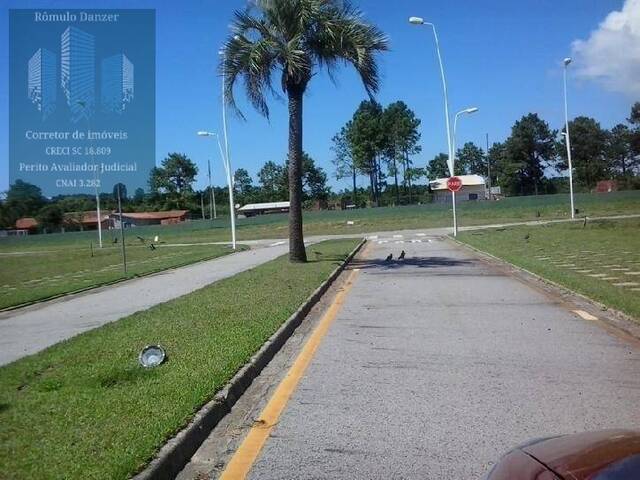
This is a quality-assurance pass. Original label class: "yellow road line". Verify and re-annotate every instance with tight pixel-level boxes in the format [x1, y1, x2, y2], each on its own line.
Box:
[219, 266, 363, 479]
[573, 309, 598, 321]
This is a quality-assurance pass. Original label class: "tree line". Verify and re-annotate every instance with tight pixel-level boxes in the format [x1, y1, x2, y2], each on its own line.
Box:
[426, 102, 640, 196]
[0, 150, 332, 231]
[332, 100, 423, 206]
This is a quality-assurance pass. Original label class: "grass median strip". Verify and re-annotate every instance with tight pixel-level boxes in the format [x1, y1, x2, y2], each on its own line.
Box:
[0, 238, 359, 480]
[458, 218, 640, 321]
[0, 243, 242, 310]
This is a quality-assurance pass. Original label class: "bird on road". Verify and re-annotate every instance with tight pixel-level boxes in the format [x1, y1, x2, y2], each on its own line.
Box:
[399, 250, 406, 260]
[385, 253, 393, 262]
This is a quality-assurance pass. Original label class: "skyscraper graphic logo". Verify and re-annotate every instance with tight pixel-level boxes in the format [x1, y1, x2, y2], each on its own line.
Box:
[101, 53, 134, 114]
[61, 26, 95, 123]
[25, 25, 137, 122]
[28, 48, 57, 120]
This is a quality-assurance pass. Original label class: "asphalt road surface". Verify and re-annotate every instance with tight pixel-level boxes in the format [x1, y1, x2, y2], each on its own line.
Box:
[198, 235, 640, 479]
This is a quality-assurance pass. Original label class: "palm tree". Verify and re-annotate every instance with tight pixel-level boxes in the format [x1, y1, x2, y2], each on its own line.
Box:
[221, 0, 388, 262]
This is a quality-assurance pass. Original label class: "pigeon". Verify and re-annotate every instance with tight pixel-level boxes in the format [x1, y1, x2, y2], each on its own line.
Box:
[148, 243, 156, 251]
[385, 253, 393, 262]
[399, 250, 406, 260]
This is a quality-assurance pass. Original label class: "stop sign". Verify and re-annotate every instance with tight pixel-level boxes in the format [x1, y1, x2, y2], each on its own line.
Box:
[447, 176, 463, 192]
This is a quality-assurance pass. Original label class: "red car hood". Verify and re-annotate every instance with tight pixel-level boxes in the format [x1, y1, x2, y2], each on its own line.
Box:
[521, 429, 640, 479]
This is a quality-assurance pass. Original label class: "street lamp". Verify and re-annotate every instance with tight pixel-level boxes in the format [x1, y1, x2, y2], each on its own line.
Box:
[408, 17, 453, 175]
[410, 17, 479, 238]
[450, 107, 479, 237]
[78, 100, 102, 248]
[452, 107, 479, 170]
[563, 57, 575, 219]
[219, 47, 237, 249]
[207, 157, 217, 220]
[197, 131, 236, 249]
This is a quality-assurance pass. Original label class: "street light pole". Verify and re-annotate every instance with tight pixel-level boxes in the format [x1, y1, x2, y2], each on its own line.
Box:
[197, 131, 236, 249]
[563, 57, 575, 220]
[207, 157, 217, 219]
[78, 100, 102, 248]
[409, 17, 453, 176]
[410, 16, 467, 238]
[451, 107, 479, 237]
[219, 49, 237, 250]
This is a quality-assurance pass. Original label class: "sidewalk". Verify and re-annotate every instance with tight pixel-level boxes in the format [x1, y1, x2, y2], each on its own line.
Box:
[0, 244, 291, 366]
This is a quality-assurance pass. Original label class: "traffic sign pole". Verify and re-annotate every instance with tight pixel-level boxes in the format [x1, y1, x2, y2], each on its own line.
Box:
[452, 190, 458, 237]
[446, 176, 462, 237]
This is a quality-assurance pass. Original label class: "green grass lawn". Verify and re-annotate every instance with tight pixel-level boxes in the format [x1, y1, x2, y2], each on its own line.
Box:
[2, 191, 639, 251]
[0, 243, 240, 309]
[458, 218, 640, 321]
[0, 238, 359, 480]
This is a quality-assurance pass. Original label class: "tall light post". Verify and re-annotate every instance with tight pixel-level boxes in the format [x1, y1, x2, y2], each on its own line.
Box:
[197, 131, 236, 249]
[220, 48, 237, 249]
[207, 157, 217, 219]
[78, 100, 102, 248]
[563, 57, 575, 219]
[410, 17, 479, 237]
[409, 17, 453, 175]
[450, 107, 479, 236]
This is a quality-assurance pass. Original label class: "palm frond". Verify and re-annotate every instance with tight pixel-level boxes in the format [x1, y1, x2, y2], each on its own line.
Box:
[220, 0, 389, 118]
[307, 2, 389, 96]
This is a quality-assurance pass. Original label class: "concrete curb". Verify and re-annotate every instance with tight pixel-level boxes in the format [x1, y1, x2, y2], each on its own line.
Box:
[132, 238, 367, 480]
[450, 236, 640, 340]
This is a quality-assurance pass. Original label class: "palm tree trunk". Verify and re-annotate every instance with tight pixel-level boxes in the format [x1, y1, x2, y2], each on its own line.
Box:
[287, 86, 307, 263]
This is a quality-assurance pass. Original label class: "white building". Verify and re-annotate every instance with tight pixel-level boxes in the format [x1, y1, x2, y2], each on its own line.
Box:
[429, 175, 487, 203]
[237, 201, 290, 217]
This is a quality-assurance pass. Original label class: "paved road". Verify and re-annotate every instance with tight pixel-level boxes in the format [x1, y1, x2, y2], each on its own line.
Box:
[206, 234, 640, 479]
[0, 243, 296, 366]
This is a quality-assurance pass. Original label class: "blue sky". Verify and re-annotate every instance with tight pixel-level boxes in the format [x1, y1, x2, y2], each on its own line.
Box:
[1, 0, 637, 194]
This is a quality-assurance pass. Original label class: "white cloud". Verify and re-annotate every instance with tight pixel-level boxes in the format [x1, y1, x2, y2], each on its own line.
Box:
[572, 0, 640, 97]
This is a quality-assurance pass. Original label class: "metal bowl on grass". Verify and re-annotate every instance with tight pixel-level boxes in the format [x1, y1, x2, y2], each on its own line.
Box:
[138, 345, 166, 368]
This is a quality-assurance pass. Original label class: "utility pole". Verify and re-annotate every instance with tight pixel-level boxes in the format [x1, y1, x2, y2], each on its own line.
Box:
[117, 184, 127, 274]
[563, 57, 576, 219]
[486, 133, 491, 200]
[79, 100, 102, 248]
[220, 50, 237, 249]
[207, 157, 216, 219]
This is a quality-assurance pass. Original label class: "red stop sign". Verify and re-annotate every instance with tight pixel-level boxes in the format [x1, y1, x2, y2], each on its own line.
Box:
[447, 176, 463, 192]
